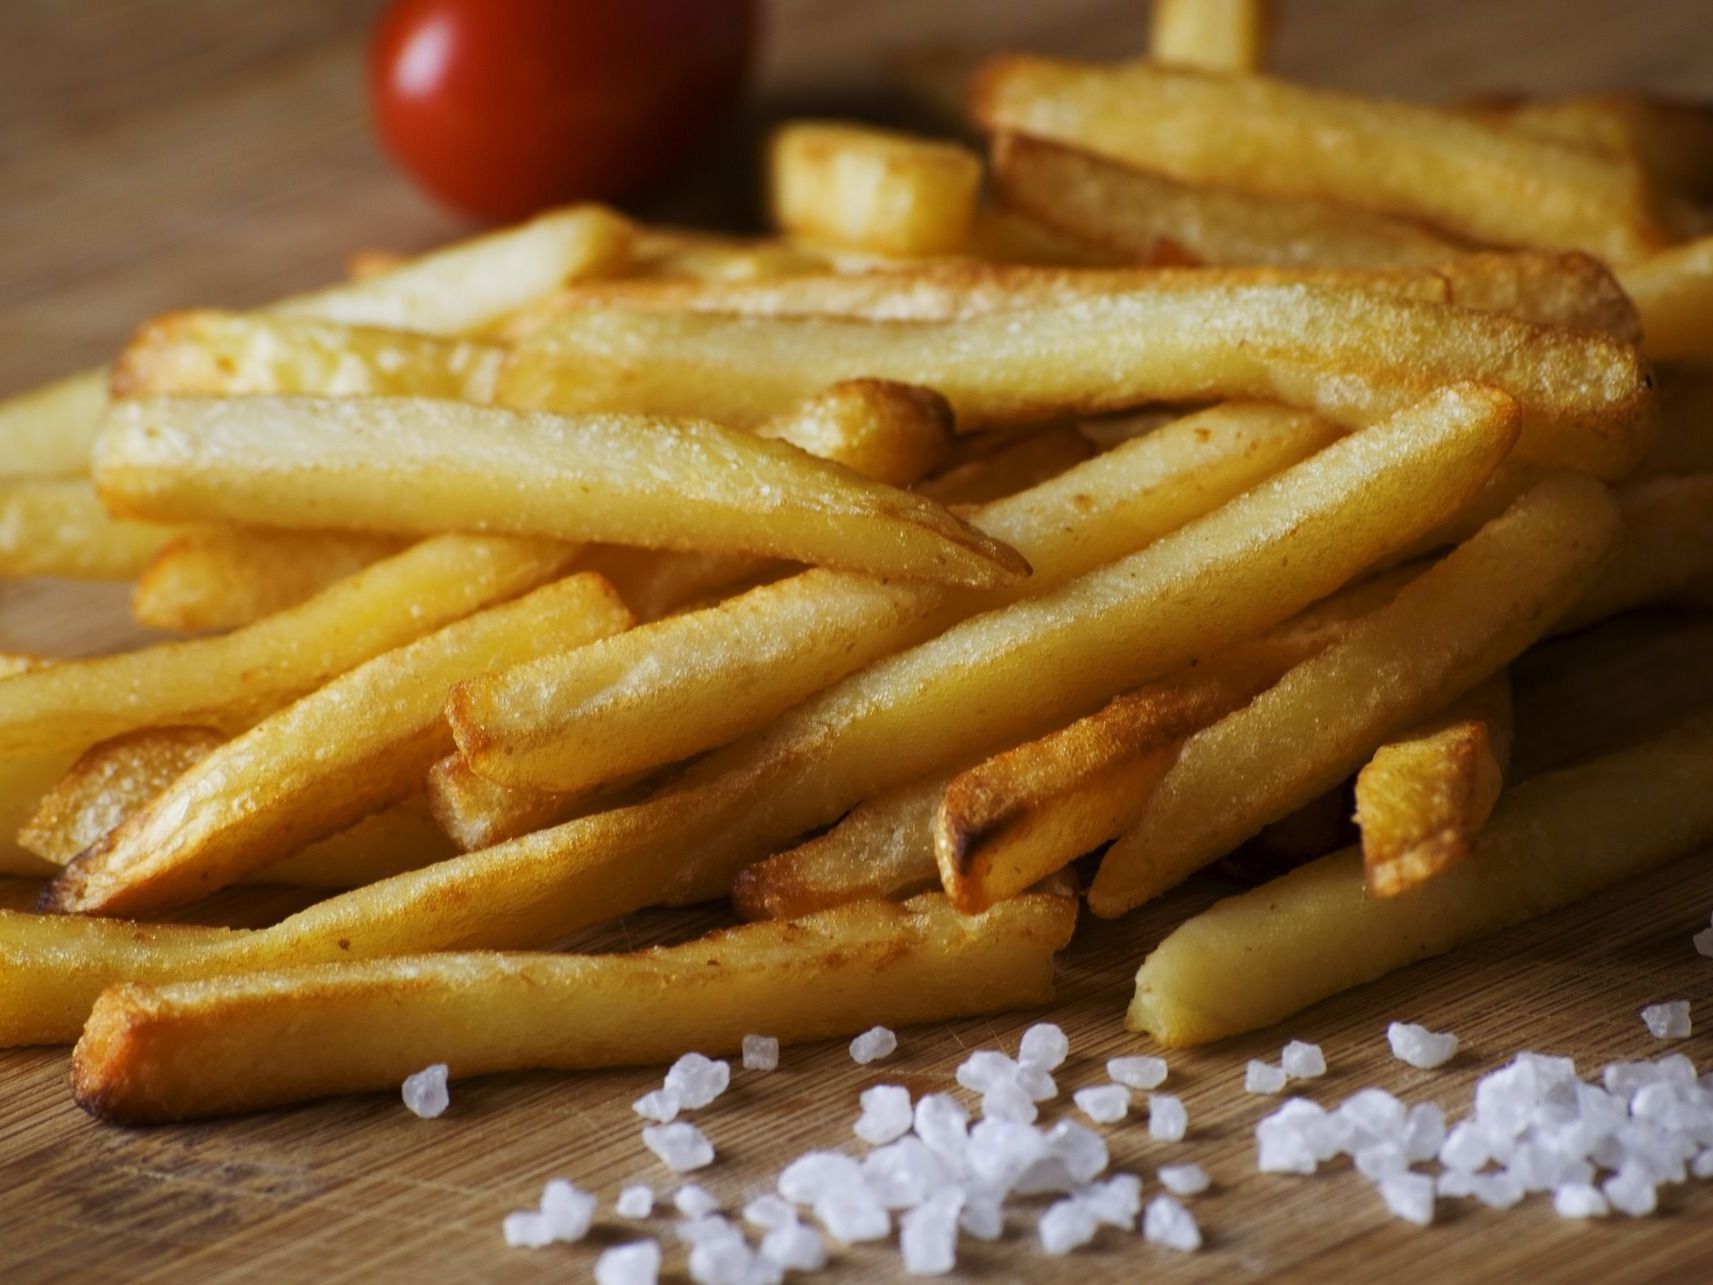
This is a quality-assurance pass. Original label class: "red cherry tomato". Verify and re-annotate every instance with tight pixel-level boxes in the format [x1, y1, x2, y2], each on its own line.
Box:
[368, 0, 757, 221]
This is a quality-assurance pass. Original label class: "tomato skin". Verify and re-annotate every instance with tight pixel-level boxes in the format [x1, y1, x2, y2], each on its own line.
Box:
[368, 0, 757, 222]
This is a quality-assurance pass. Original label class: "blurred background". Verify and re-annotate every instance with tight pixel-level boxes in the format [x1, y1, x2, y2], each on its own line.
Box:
[2, 0, 1709, 393]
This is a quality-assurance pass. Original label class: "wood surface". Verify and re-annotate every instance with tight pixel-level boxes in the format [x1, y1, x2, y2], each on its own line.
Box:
[3, 2, 1712, 1281]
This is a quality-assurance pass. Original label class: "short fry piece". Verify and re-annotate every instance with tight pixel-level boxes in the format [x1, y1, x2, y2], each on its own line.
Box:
[1618, 236, 1713, 361]
[1129, 707, 1713, 1046]
[1150, 0, 1274, 71]
[0, 479, 182, 579]
[425, 755, 587, 851]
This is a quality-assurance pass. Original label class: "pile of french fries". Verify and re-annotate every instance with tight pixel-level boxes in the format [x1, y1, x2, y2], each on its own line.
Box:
[2, 0, 1712, 1125]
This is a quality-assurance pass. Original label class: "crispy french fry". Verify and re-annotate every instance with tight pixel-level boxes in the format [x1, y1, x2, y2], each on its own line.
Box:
[1150, 0, 1274, 71]
[974, 58, 1672, 260]
[1091, 473, 1620, 917]
[1430, 251, 1641, 340]
[914, 426, 1095, 506]
[750, 378, 953, 485]
[1556, 473, 1713, 632]
[0, 533, 571, 760]
[0, 751, 78, 878]
[1129, 707, 1713, 1046]
[132, 529, 410, 633]
[0, 479, 183, 579]
[768, 122, 983, 257]
[94, 396, 1020, 590]
[1618, 235, 1713, 360]
[43, 574, 631, 918]
[71, 893, 1076, 1121]
[1355, 673, 1514, 898]
[449, 403, 1338, 794]
[0, 370, 108, 479]
[500, 284, 1653, 477]
[425, 755, 587, 851]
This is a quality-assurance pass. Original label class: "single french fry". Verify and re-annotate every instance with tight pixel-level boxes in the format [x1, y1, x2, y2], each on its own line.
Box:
[1618, 236, 1713, 361]
[0, 533, 571, 760]
[1430, 251, 1641, 340]
[751, 378, 953, 485]
[0, 479, 183, 579]
[43, 574, 631, 918]
[71, 893, 1076, 1121]
[94, 396, 1021, 590]
[1129, 707, 1713, 1046]
[915, 426, 1095, 506]
[425, 755, 586, 851]
[1091, 473, 1620, 917]
[0, 370, 108, 480]
[449, 403, 1338, 794]
[132, 529, 410, 633]
[1556, 473, 1713, 633]
[768, 122, 983, 257]
[1355, 673, 1514, 898]
[1150, 0, 1274, 71]
[500, 283, 1653, 477]
[0, 751, 79, 878]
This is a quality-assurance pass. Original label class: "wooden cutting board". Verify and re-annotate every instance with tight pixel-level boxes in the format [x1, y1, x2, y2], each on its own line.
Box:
[3, 3, 1712, 1281]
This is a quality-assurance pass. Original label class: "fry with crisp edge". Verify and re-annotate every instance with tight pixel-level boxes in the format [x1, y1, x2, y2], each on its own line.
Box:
[0, 751, 78, 878]
[1150, 0, 1274, 71]
[1618, 235, 1713, 360]
[1555, 473, 1713, 633]
[0, 532, 572, 760]
[1355, 673, 1513, 898]
[425, 755, 590, 852]
[1430, 251, 1641, 341]
[0, 479, 184, 579]
[42, 573, 631, 918]
[1091, 472, 1620, 917]
[500, 284, 1654, 477]
[94, 396, 1021, 590]
[972, 57, 1671, 260]
[449, 403, 1338, 794]
[1129, 706, 1713, 1046]
[71, 893, 1076, 1122]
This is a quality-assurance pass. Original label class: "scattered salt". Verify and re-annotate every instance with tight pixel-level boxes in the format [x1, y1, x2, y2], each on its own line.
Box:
[856, 1084, 915, 1145]
[1402, 1103, 1448, 1164]
[1078, 1172, 1142, 1227]
[501, 1212, 551, 1249]
[900, 1190, 962, 1274]
[1149, 1094, 1188, 1143]
[1378, 1172, 1436, 1225]
[1642, 1001, 1692, 1041]
[1074, 1084, 1131, 1125]
[742, 1193, 795, 1230]
[1388, 1022, 1459, 1070]
[913, 1093, 971, 1166]
[968, 1118, 1049, 1192]
[1340, 1087, 1407, 1141]
[1603, 1162, 1659, 1216]
[957, 1050, 1017, 1095]
[642, 1122, 715, 1172]
[1246, 1060, 1288, 1094]
[982, 1078, 1039, 1124]
[1553, 1181, 1609, 1219]
[959, 1196, 1005, 1240]
[1108, 1055, 1169, 1090]
[674, 1185, 720, 1219]
[1472, 1171, 1525, 1210]
[760, 1221, 827, 1272]
[814, 1184, 890, 1242]
[742, 1034, 780, 1071]
[1158, 1163, 1209, 1196]
[1019, 1023, 1070, 1071]
[540, 1179, 597, 1240]
[401, 1063, 450, 1119]
[778, 1152, 863, 1204]
[1281, 1040, 1327, 1079]
[1038, 1196, 1100, 1255]
[850, 1026, 898, 1064]
[1354, 1142, 1408, 1182]
[616, 1184, 655, 1219]
[1142, 1195, 1202, 1251]
[666, 1053, 731, 1109]
[1256, 1098, 1326, 1174]
[863, 1137, 947, 1209]
[633, 1088, 682, 1124]
[1017, 1063, 1059, 1102]
[596, 1239, 661, 1285]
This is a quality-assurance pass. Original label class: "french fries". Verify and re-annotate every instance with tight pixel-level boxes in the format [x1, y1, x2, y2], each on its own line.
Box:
[70, 894, 1076, 1122]
[768, 122, 983, 257]
[1617, 235, 1713, 360]
[94, 396, 1021, 589]
[1128, 706, 1713, 1046]
[1354, 673, 1514, 898]
[1149, 0, 1274, 72]
[972, 57, 1672, 260]
[1089, 473, 1619, 917]
[0, 371, 109, 479]
[0, 750, 79, 878]
[1555, 472, 1713, 632]
[0, 479, 183, 579]
[425, 755, 587, 852]
[500, 284, 1653, 478]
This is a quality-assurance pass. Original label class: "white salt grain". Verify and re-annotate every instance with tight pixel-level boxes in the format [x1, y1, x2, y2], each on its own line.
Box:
[913, 1094, 971, 1166]
[1281, 1041, 1327, 1079]
[1158, 1163, 1209, 1196]
[642, 1122, 715, 1173]
[900, 1190, 962, 1275]
[1387, 1022, 1459, 1070]
[666, 1053, 732, 1109]
[982, 1078, 1039, 1125]
[1074, 1084, 1131, 1125]
[863, 1136, 947, 1209]
[633, 1088, 683, 1124]
[401, 1063, 450, 1119]
[742, 1194, 795, 1230]
[1017, 1063, 1059, 1102]
[850, 1026, 898, 1064]
[761, 1222, 827, 1273]
[1020, 1023, 1070, 1070]
[596, 1240, 662, 1285]
[1142, 1195, 1202, 1252]
[814, 1185, 891, 1242]
[1472, 1171, 1525, 1210]
[1695, 1149, 1713, 1181]
[501, 1211, 551, 1249]
[1354, 1143, 1408, 1182]
[1246, 1060, 1288, 1094]
[1603, 1162, 1659, 1216]
[1256, 1099, 1324, 1174]
[1378, 1172, 1436, 1225]
[1149, 1094, 1188, 1142]
[1553, 1181, 1609, 1219]
[674, 1185, 720, 1219]
[539, 1179, 597, 1241]
[1402, 1102, 1448, 1164]
[1641, 1001, 1692, 1040]
[968, 1118, 1049, 1192]
[1108, 1055, 1169, 1090]
[1340, 1087, 1407, 1141]
[778, 1152, 863, 1204]
[957, 1050, 1018, 1094]
[959, 1197, 1005, 1240]
[616, 1184, 655, 1219]
[742, 1035, 780, 1071]
[1079, 1172, 1143, 1227]
[1038, 1197, 1100, 1255]
[855, 1084, 915, 1145]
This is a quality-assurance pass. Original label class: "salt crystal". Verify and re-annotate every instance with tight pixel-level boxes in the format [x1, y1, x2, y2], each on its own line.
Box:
[634, 1088, 683, 1123]
[1378, 1172, 1435, 1225]
[900, 1190, 962, 1275]
[1142, 1195, 1202, 1252]
[538, 1179, 597, 1241]
[742, 1194, 795, 1230]
[1020, 1023, 1070, 1070]
[913, 1093, 971, 1166]
[1693, 1149, 1713, 1180]
[502, 1211, 551, 1249]
[1642, 1001, 1692, 1040]
[616, 1184, 655, 1219]
[1472, 1171, 1525, 1210]
[1149, 1094, 1188, 1142]
[1017, 1063, 1059, 1102]
[1074, 1084, 1131, 1125]
[814, 1185, 890, 1242]
[850, 1026, 898, 1064]
[968, 1118, 1049, 1192]
[1388, 1022, 1459, 1070]
[760, 1222, 827, 1273]
[688, 1234, 768, 1285]
[1107, 1055, 1168, 1090]
[1553, 1182, 1608, 1219]
[666, 1053, 732, 1109]
[1281, 1040, 1327, 1079]
[674, 1185, 720, 1219]
[1437, 1121, 1489, 1172]
[957, 1050, 1017, 1094]
[1015, 1120, 1109, 1195]
[1158, 1163, 1209, 1196]
[597, 1240, 662, 1285]
[778, 1152, 863, 1204]
[863, 1136, 948, 1209]
[1079, 1172, 1143, 1227]
[1603, 1162, 1658, 1216]
[1038, 1197, 1100, 1255]
[982, 1079, 1039, 1124]
[643, 1122, 715, 1172]
[1354, 1143, 1408, 1182]
[401, 1063, 450, 1118]
[1340, 1087, 1407, 1141]
[855, 1084, 915, 1145]
[1257, 1098, 1329, 1173]
[1402, 1103, 1447, 1164]
[677, 1216, 742, 1248]
[1245, 1060, 1288, 1094]
[1436, 1169, 1478, 1199]
[742, 1035, 780, 1071]
[959, 1196, 1005, 1240]
[1694, 926, 1713, 958]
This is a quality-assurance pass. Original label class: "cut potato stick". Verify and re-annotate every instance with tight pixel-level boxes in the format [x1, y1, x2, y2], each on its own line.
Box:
[972, 57, 1671, 260]
[0, 533, 571, 759]
[132, 529, 410, 633]
[1091, 473, 1620, 917]
[0, 479, 184, 579]
[1150, 0, 1274, 72]
[1618, 235, 1713, 360]
[71, 893, 1076, 1121]
[1430, 251, 1641, 340]
[500, 284, 1653, 477]
[751, 378, 954, 486]
[0, 370, 108, 479]
[768, 122, 983, 257]
[449, 403, 1337, 794]
[914, 426, 1094, 506]
[1556, 473, 1713, 633]
[1355, 673, 1514, 898]
[425, 755, 588, 852]
[1129, 706, 1713, 1046]
[94, 396, 1020, 590]
[731, 776, 949, 920]
[43, 574, 631, 918]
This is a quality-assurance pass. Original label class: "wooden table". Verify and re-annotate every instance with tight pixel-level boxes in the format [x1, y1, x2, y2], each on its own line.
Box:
[3, 2, 1712, 1281]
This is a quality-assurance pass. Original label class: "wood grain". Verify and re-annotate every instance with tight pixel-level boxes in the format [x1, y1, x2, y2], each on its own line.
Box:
[3, 2, 1713, 1281]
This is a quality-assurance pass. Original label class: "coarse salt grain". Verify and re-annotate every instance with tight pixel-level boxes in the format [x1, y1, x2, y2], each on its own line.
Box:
[863, 1137, 948, 1209]
[761, 1221, 827, 1273]
[959, 1197, 1005, 1240]
[1149, 1094, 1188, 1142]
[1387, 1021, 1459, 1070]
[501, 1212, 551, 1249]
[850, 1026, 898, 1064]
[742, 1193, 795, 1230]
[1038, 1196, 1100, 1255]
[595, 1239, 661, 1285]
[1078, 1172, 1142, 1228]
[666, 1053, 731, 1109]
[778, 1151, 864, 1204]
[956, 1050, 1016, 1094]
[1142, 1194, 1202, 1251]
[540, 1179, 597, 1241]
[1378, 1172, 1436, 1225]
[900, 1190, 962, 1275]
[633, 1087, 682, 1124]
[1642, 1001, 1692, 1040]
[643, 1122, 715, 1173]
[616, 1184, 655, 1219]
[1108, 1055, 1168, 1090]
[982, 1078, 1039, 1125]
[1402, 1102, 1447, 1164]
[814, 1185, 891, 1242]
[1553, 1181, 1609, 1219]
[1281, 1040, 1327, 1079]
[1074, 1084, 1131, 1125]
[1246, 1060, 1288, 1094]
[674, 1185, 720, 1219]
[401, 1063, 450, 1118]
[1158, 1163, 1209, 1196]
[1019, 1023, 1070, 1071]
[1603, 1162, 1659, 1216]
[742, 1034, 780, 1071]
[855, 1084, 915, 1145]
[913, 1093, 970, 1166]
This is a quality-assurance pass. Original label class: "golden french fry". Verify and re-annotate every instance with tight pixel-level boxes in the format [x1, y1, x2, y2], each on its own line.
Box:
[1356, 673, 1514, 898]
[43, 574, 631, 918]
[425, 755, 588, 851]
[1129, 707, 1713, 1046]
[500, 283, 1653, 477]
[768, 121, 983, 257]
[449, 403, 1338, 794]
[0, 371, 108, 480]
[0, 479, 183, 579]
[915, 426, 1094, 506]
[627, 228, 840, 282]
[1618, 235, 1713, 361]
[0, 751, 78, 878]
[972, 57, 1671, 260]
[1430, 251, 1641, 340]
[1150, 0, 1274, 71]
[72, 893, 1077, 1121]
[94, 396, 1020, 590]
[1091, 473, 1620, 917]
[751, 378, 953, 485]
[1556, 473, 1713, 632]
[0, 533, 571, 760]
